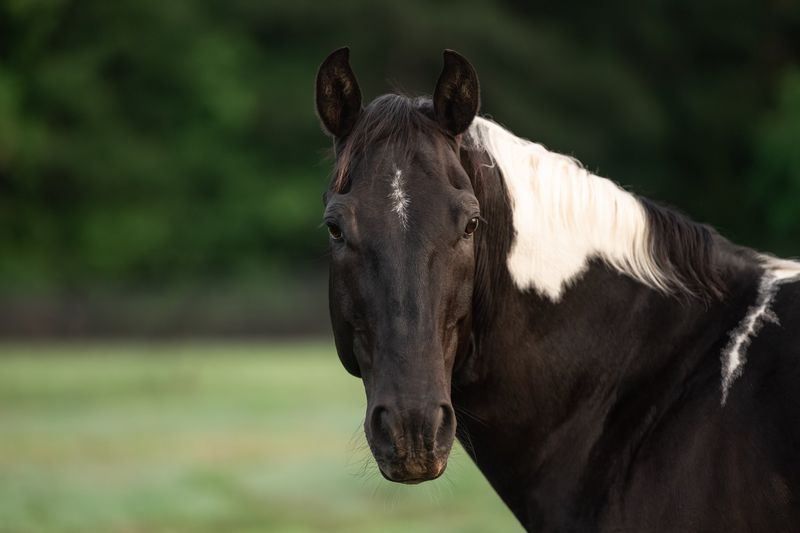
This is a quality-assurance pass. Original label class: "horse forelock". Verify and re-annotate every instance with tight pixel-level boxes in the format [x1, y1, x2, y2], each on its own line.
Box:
[331, 95, 440, 194]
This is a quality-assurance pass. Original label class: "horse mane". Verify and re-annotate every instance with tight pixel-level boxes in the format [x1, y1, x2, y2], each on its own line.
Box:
[638, 197, 726, 300]
[465, 117, 726, 302]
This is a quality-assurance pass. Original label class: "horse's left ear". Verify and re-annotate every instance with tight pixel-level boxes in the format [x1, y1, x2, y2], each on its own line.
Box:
[315, 47, 362, 138]
[433, 49, 480, 136]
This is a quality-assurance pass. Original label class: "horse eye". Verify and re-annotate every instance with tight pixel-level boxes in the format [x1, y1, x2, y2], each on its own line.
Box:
[464, 217, 480, 237]
[327, 223, 343, 241]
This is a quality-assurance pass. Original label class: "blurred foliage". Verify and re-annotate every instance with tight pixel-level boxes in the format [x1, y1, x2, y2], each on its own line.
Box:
[750, 69, 800, 255]
[0, 0, 798, 292]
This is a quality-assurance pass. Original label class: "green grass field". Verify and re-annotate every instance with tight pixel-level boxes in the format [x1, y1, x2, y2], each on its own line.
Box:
[0, 342, 519, 532]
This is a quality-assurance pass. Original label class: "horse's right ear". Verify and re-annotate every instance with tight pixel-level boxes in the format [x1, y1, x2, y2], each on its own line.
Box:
[315, 47, 362, 138]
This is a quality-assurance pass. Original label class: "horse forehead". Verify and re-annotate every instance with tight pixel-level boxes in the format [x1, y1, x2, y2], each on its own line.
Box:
[354, 185, 440, 236]
[359, 131, 453, 179]
[351, 151, 452, 204]
[344, 140, 460, 233]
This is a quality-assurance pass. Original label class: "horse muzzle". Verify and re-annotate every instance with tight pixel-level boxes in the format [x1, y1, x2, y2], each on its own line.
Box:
[365, 401, 456, 484]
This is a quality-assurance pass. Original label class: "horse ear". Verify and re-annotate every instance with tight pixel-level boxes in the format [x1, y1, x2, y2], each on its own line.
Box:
[316, 47, 362, 138]
[433, 49, 480, 136]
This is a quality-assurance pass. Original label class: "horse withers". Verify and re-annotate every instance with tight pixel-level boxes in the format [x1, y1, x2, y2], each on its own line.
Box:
[315, 47, 800, 531]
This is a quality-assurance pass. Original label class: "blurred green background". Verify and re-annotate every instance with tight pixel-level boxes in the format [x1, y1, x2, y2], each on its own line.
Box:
[1, 0, 799, 531]
[0, 343, 519, 532]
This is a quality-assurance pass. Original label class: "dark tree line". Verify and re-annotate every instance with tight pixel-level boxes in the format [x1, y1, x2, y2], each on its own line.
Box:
[0, 0, 798, 295]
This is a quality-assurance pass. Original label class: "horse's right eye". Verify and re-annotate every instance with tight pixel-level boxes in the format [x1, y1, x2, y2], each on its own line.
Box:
[463, 217, 480, 237]
[327, 223, 343, 241]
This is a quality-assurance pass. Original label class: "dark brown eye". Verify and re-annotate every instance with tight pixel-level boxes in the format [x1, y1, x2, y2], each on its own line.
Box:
[464, 217, 479, 237]
[327, 223, 343, 241]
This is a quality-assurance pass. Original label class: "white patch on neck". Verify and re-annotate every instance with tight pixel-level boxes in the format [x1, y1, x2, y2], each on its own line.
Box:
[720, 273, 782, 405]
[467, 117, 672, 302]
[389, 166, 409, 229]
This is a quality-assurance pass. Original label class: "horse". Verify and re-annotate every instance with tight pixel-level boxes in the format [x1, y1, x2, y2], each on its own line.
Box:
[315, 47, 800, 532]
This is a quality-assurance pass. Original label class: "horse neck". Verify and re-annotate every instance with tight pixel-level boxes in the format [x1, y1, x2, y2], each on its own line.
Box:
[455, 149, 757, 466]
[452, 143, 784, 525]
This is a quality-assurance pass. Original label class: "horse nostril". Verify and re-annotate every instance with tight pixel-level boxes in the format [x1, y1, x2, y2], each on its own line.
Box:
[369, 405, 395, 450]
[435, 404, 456, 448]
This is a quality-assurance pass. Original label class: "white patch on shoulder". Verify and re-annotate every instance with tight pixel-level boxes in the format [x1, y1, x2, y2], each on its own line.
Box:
[719, 254, 800, 405]
[389, 166, 409, 229]
[720, 272, 782, 406]
[467, 117, 671, 302]
[760, 254, 800, 283]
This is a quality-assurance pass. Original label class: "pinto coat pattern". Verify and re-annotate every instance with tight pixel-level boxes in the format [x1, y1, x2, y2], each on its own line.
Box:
[316, 47, 800, 532]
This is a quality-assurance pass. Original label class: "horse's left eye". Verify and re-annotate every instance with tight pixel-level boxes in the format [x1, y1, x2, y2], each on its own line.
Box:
[328, 223, 343, 241]
[464, 217, 480, 237]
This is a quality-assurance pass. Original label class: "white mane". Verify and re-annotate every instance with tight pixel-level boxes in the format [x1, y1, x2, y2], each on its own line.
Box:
[467, 116, 675, 302]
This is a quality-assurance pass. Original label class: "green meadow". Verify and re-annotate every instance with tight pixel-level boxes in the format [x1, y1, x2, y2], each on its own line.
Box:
[0, 343, 519, 532]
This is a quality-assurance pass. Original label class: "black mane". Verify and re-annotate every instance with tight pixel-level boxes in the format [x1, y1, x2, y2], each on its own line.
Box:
[639, 197, 728, 301]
